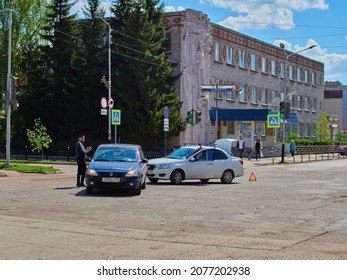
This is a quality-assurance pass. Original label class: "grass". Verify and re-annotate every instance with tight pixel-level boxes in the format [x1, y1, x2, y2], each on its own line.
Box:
[0, 163, 59, 174]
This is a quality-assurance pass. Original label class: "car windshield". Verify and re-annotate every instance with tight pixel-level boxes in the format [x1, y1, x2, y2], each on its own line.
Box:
[166, 147, 197, 159]
[93, 147, 138, 162]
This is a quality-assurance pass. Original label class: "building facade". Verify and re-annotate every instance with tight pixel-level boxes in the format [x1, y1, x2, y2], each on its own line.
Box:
[162, 9, 325, 148]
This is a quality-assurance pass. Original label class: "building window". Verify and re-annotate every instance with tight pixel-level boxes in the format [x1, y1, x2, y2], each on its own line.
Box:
[251, 87, 257, 103]
[163, 33, 171, 52]
[304, 97, 309, 111]
[226, 46, 233, 65]
[261, 57, 268, 73]
[289, 95, 294, 108]
[280, 63, 285, 78]
[271, 60, 277, 76]
[261, 89, 268, 105]
[214, 90, 222, 99]
[304, 69, 309, 84]
[251, 54, 257, 71]
[254, 122, 266, 137]
[312, 98, 317, 112]
[280, 92, 285, 101]
[239, 85, 247, 101]
[297, 95, 303, 110]
[214, 42, 221, 62]
[312, 72, 317, 86]
[239, 50, 246, 68]
[226, 90, 235, 100]
[227, 122, 235, 134]
[297, 68, 301, 82]
[289, 65, 294, 80]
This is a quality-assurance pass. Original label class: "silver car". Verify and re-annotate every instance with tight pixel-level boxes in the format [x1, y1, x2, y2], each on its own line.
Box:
[147, 146, 244, 184]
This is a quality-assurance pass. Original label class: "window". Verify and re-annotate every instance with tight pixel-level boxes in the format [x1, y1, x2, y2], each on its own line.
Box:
[227, 122, 235, 134]
[289, 65, 294, 80]
[261, 89, 268, 105]
[251, 54, 257, 71]
[297, 95, 303, 110]
[251, 87, 257, 103]
[271, 60, 277, 76]
[280, 63, 285, 78]
[297, 68, 301, 82]
[254, 122, 266, 137]
[261, 57, 268, 73]
[163, 33, 171, 52]
[289, 95, 294, 108]
[214, 42, 221, 62]
[304, 97, 309, 111]
[280, 92, 285, 102]
[226, 46, 233, 65]
[214, 90, 222, 99]
[312, 98, 317, 112]
[312, 72, 317, 86]
[227, 90, 235, 100]
[239, 50, 246, 68]
[271, 90, 276, 101]
[304, 70, 309, 84]
[239, 85, 246, 101]
[214, 149, 228, 160]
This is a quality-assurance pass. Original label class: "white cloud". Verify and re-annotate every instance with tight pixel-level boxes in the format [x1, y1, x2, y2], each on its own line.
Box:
[164, 5, 185, 12]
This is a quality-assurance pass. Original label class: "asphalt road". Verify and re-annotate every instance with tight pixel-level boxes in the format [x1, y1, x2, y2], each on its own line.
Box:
[0, 158, 347, 260]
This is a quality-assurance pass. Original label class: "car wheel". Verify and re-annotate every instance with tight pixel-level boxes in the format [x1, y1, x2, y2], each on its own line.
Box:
[132, 184, 142, 196]
[200, 179, 209, 183]
[170, 170, 184, 185]
[149, 178, 159, 184]
[220, 170, 234, 184]
[86, 186, 93, 194]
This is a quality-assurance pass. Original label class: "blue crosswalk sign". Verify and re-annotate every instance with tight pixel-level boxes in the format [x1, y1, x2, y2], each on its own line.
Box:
[112, 109, 121, 125]
[267, 114, 280, 128]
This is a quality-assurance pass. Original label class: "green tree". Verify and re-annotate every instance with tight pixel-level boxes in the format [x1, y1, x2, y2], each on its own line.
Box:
[111, 0, 184, 147]
[27, 118, 52, 159]
[314, 112, 330, 141]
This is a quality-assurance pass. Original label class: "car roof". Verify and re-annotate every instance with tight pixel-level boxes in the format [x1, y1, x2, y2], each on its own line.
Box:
[97, 144, 140, 149]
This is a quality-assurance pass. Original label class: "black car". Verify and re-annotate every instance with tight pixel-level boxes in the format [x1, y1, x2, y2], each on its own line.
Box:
[338, 145, 347, 156]
[85, 144, 148, 195]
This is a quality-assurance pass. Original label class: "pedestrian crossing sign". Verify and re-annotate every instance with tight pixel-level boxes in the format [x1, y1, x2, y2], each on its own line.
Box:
[112, 109, 121, 125]
[267, 114, 280, 128]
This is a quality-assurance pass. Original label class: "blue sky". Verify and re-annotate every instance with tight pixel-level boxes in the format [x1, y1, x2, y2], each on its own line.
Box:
[72, 0, 347, 85]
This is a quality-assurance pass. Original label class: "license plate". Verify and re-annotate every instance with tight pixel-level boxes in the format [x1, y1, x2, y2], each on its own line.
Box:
[102, 177, 120, 183]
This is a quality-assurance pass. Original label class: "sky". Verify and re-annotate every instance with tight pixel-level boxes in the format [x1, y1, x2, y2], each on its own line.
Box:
[72, 0, 347, 85]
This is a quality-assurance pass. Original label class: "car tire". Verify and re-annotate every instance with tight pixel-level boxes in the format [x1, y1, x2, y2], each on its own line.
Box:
[220, 170, 234, 184]
[132, 184, 142, 196]
[86, 186, 93, 194]
[149, 178, 159, 184]
[200, 179, 209, 183]
[170, 170, 184, 185]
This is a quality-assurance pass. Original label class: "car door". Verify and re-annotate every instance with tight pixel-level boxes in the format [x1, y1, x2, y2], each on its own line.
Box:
[186, 149, 214, 179]
[211, 149, 229, 178]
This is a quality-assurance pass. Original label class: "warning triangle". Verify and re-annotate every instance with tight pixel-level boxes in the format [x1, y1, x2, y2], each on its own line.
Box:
[249, 172, 257, 181]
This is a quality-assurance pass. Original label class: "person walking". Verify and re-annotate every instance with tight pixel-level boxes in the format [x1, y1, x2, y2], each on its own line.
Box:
[290, 140, 296, 156]
[237, 135, 246, 159]
[254, 138, 263, 161]
[76, 134, 92, 187]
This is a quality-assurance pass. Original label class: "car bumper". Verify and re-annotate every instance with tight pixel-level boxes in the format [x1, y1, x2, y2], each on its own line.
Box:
[85, 175, 142, 189]
[146, 169, 171, 180]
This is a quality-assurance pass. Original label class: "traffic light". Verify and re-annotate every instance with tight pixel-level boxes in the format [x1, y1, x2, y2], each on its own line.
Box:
[279, 101, 290, 119]
[193, 110, 201, 124]
[186, 110, 193, 124]
[11, 76, 20, 111]
[285, 101, 290, 119]
[1, 93, 5, 110]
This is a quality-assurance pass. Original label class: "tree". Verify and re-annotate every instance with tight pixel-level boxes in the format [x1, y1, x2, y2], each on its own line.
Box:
[314, 112, 330, 141]
[110, 0, 185, 147]
[27, 118, 52, 159]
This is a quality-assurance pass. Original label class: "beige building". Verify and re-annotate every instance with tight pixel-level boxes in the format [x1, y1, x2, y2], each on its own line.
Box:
[162, 9, 324, 148]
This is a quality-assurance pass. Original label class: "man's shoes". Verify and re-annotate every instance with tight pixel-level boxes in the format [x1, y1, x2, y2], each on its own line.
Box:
[76, 183, 85, 187]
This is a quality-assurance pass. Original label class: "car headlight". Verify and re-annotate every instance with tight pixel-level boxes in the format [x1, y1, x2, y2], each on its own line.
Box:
[126, 170, 139, 177]
[158, 163, 171, 169]
[87, 169, 98, 176]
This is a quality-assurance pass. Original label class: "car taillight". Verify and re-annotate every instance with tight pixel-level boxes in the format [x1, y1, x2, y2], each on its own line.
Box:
[239, 159, 243, 165]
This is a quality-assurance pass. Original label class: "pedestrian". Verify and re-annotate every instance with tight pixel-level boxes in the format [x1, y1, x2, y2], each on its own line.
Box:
[290, 140, 296, 156]
[237, 135, 246, 159]
[246, 147, 252, 160]
[76, 134, 92, 187]
[254, 138, 263, 161]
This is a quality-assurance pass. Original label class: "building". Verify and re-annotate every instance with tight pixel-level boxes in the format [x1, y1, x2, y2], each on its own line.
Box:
[323, 81, 347, 138]
[162, 9, 325, 148]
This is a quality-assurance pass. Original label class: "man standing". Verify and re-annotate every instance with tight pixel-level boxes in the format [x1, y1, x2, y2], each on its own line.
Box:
[76, 134, 92, 187]
[237, 135, 246, 159]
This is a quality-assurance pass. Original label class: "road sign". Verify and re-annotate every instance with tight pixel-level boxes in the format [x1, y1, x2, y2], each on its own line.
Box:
[100, 97, 107, 109]
[163, 124, 169, 132]
[100, 109, 107, 115]
[164, 106, 169, 118]
[164, 118, 169, 125]
[112, 109, 121, 125]
[108, 97, 114, 109]
[267, 114, 280, 128]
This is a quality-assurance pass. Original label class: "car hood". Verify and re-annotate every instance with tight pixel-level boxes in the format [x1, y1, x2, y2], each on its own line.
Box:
[148, 157, 185, 165]
[89, 160, 138, 171]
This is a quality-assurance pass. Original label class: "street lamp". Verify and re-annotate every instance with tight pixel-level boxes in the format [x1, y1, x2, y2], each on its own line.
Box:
[215, 80, 221, 140]
[279, 43, 317, 162]
[98, 17, 112, 142]
[1, 9, 13, 165]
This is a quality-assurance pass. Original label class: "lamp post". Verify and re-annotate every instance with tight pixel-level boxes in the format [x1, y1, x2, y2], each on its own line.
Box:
[98, 17, 112, 142]
[279, 43, 317, 162]
[215, 80, 221, 140]
[1, 9, 13, 165]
